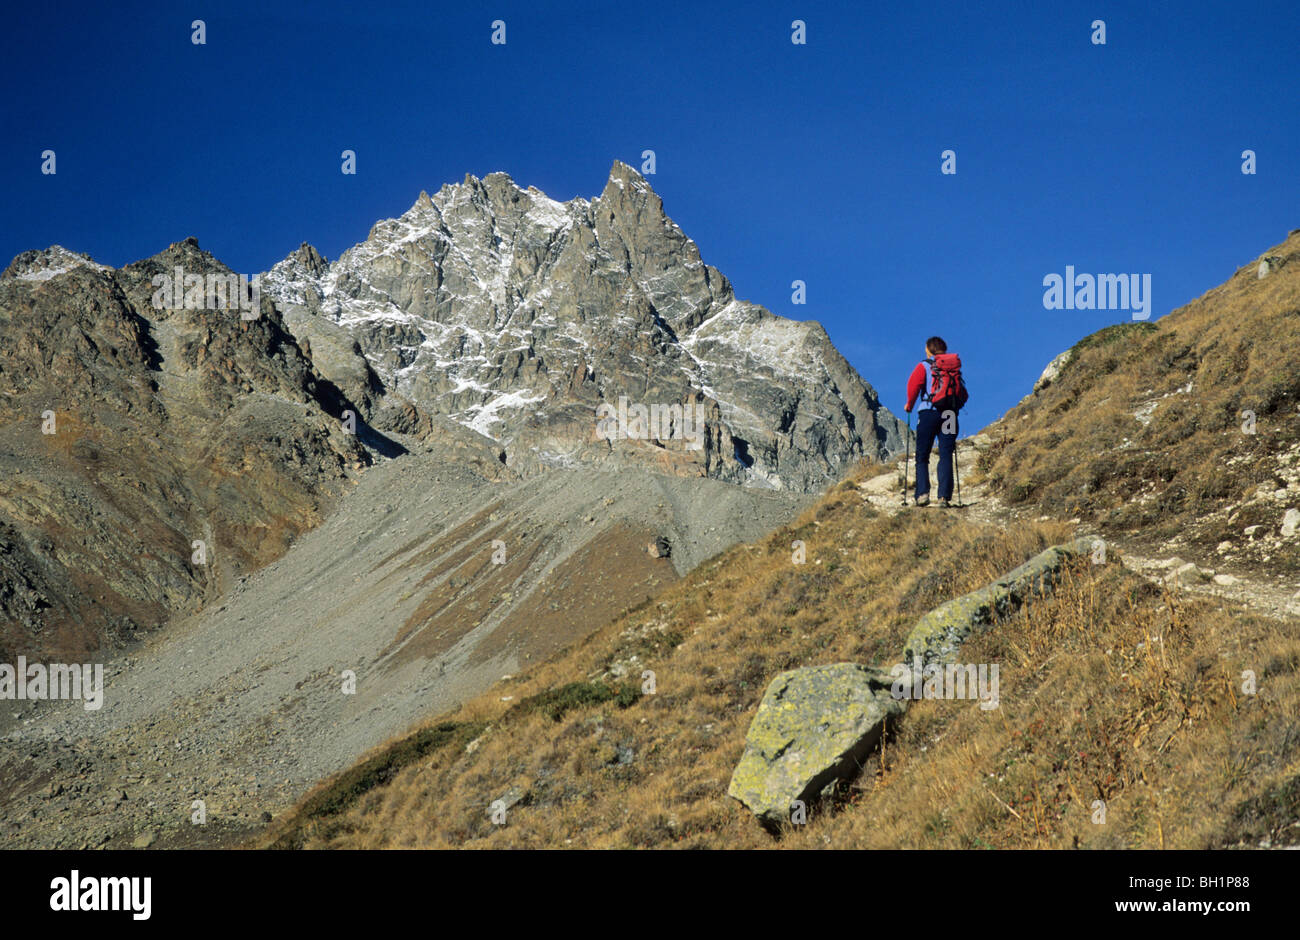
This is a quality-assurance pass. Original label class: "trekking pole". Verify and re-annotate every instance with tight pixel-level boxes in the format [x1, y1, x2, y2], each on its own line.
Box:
[954, 437, 962, 507]
[902, 411, 911, 506]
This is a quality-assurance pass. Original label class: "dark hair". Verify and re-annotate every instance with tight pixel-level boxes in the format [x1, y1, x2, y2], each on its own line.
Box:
[926, 336, 947, 355]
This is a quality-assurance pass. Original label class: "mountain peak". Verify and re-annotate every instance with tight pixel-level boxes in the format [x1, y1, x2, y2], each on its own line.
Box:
[3, 244, 108, 281]
[290, 242, 328, 275]
[608, 159, 645, 183]
[256, 163, 904, 490]
[139, 236, 224, 273]
[600, 160, 655, 200]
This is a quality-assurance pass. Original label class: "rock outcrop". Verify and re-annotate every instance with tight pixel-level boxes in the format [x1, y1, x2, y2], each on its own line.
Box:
[1032, 348, 1073, 393]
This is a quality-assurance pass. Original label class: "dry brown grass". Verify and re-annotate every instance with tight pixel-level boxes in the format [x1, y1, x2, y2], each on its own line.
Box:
[263, 455, 1300, 849]
[779, 564, 1300, 849]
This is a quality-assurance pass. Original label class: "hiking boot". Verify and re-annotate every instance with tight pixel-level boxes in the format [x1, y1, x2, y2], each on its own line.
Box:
[938, 497, 952, 508]
[915, 494, 930, 507]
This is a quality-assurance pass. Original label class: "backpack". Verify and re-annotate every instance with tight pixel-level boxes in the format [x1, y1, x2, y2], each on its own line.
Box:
[928, 353, 969, 412]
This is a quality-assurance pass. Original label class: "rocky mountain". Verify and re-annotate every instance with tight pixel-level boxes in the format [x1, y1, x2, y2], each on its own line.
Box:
[0, 163, 902, 667]
[6, 183, 1296, 853]
[0, 240, 370, 661]
[0, 165, 912, 848]
[261, 160, 904, 490]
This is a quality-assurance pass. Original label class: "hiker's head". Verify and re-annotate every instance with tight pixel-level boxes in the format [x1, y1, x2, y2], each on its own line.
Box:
[925, 336, 947, 358]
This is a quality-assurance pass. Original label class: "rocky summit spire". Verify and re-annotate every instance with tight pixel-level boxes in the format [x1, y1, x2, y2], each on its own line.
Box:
[260, 163, 906, 492]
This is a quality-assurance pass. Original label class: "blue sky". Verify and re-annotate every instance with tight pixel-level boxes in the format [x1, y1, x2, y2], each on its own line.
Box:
[2, 0, 1295, 432]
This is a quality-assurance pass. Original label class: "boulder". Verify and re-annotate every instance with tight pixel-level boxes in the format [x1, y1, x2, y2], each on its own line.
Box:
[728, 663, 902, 830]
[1258, 255, 1285, 279]
[904, 537, 1094, 666]
[1166, 562, 1208, 587]
[487, 785, 529, 819]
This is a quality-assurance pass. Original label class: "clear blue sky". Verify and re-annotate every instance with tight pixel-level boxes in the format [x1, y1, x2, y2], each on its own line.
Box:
[3, 0, 1295, 431]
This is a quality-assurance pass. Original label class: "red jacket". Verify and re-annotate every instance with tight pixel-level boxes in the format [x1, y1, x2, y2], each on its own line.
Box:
[905, 360, 932, 413]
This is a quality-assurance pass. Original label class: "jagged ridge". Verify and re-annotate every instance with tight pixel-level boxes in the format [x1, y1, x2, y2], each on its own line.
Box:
[261, 160, 905, 492]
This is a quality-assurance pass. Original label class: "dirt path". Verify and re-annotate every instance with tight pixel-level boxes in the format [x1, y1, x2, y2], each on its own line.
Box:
[857, 434, 1300, 622]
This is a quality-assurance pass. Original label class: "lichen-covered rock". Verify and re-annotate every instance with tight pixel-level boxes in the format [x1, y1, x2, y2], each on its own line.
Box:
[729, 538, 1101, 830]
[903, 536, 1095, 666]
[728, 663, 902, 830]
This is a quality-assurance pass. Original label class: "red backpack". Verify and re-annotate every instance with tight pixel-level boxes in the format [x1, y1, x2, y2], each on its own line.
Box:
[929, 353, 969, 412]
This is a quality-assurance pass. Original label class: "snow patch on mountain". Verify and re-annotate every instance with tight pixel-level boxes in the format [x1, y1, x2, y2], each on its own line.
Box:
[9, 246, 109, 282]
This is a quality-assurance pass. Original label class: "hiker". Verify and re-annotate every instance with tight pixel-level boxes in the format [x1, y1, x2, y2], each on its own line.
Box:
[904, 336, 967, 507]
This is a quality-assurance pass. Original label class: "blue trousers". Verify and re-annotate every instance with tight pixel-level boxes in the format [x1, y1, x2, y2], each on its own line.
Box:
[914, 408, 957, 500]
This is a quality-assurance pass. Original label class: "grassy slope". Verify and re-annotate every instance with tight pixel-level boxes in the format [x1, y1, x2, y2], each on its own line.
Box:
[263, 234, 1300, 850]
[979, 231, 1300, 579]
[264, 475, 1298, 849]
